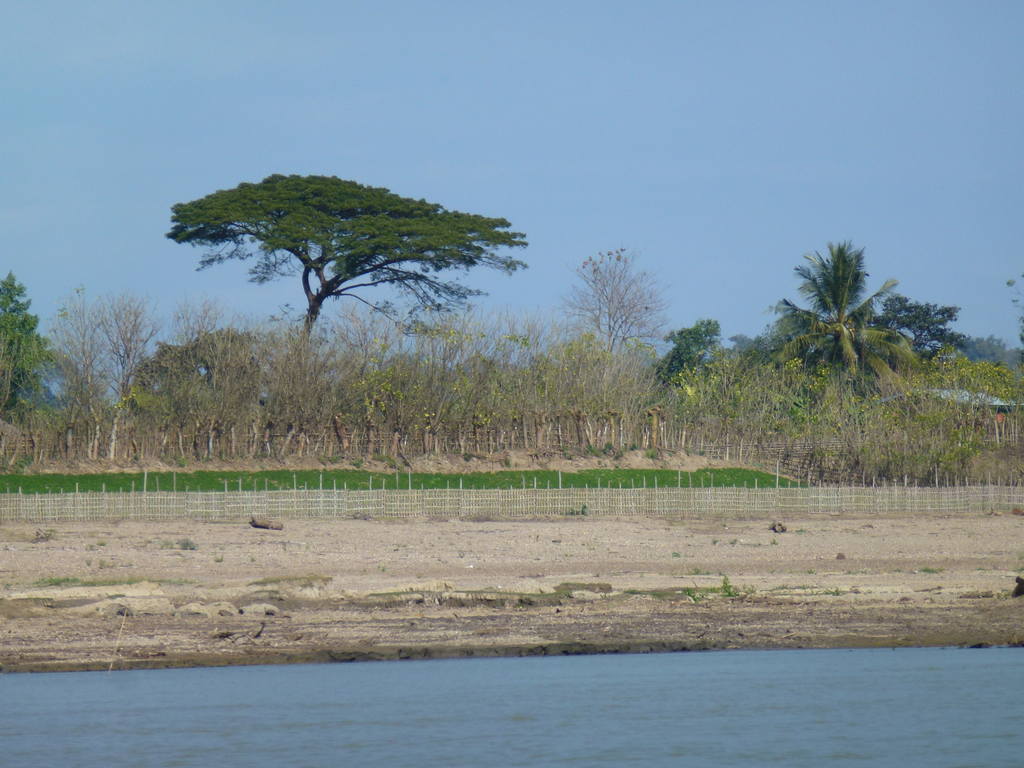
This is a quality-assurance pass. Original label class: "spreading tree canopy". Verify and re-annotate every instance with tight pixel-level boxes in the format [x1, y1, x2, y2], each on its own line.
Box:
[656, 318, 721, 382]
[167, 175, 528, 329]
[875, 294, 967, 358]
[777, 242, 914, 376]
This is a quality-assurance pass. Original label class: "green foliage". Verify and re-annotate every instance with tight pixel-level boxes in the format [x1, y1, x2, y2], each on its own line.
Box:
[876, 294, 967, 358]
[719, 575, 740, 597]
[134, 327, 260, 425]
[959, 335, 1020, 366]
[167, 175, 528, 328]
[0, 272, 50, 414]
[667, 344, 1023, 483]
[33, 576, 81, 587]
[657, 318, 721, 382]
[777, 242, 915, 376]
[0, 467, 798, 494]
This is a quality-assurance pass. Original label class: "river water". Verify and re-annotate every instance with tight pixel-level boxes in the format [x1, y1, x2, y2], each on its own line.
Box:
[2, 647, 1022, 767]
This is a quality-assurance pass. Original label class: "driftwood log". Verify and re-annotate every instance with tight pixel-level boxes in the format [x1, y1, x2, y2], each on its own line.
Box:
[249, 517, 283, 531]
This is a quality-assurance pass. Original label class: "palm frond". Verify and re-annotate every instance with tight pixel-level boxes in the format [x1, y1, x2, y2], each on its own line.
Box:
[776, 242, 911, 376]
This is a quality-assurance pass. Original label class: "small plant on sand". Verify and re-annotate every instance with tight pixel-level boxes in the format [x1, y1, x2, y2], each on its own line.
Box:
[176, 538, 198, 551]
[918, 566, 944, 574]
[719, 575, 740, 597]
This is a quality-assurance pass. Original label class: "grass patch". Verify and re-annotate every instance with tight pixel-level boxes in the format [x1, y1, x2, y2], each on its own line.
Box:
[0, 467, 802, 494]
[31, 576, 152, 588]
[247, 574, 331, 588]
[33, 576, 82, 587]
[553, 582, 613, 594]
[917, 567, 944, 574]
[626, 576, 748, 602]
[625, 587, 709, 602]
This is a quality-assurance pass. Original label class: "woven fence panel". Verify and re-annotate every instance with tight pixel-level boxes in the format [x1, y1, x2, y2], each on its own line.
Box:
[1, 485, 1022, 523]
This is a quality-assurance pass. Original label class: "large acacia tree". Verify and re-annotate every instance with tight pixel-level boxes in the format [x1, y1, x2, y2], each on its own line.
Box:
[777, 242, 914, 376]
[167, 175, 528, 329]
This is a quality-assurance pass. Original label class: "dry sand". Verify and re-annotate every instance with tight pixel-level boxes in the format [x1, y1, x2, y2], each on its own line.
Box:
[2, 512, 1023, 672]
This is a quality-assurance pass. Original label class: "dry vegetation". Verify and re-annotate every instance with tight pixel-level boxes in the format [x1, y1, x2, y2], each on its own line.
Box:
[3, 300, 1023, 485]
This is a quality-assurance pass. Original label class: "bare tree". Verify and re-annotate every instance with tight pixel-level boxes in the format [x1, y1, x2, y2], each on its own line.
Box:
[97, 295, 160, 403]
[96, 294, 160, 459]
[50, 292, 109, 459]
[563, 249, 668, 351]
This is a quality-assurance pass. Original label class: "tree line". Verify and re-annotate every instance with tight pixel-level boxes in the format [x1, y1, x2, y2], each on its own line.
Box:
[1, 174, 1022, 483]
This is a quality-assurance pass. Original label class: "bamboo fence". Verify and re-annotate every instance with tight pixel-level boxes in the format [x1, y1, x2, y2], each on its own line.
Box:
[2, 484, 1022, 523]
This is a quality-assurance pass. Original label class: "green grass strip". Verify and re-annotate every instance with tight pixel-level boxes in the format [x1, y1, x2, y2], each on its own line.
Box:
[0, 467, 800, 494]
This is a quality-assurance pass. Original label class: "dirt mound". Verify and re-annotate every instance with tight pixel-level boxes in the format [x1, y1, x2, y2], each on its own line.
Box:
[25, 449, 728, 476]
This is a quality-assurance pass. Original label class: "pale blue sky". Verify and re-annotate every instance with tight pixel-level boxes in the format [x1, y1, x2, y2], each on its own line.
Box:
[4, 1, 1022, 343]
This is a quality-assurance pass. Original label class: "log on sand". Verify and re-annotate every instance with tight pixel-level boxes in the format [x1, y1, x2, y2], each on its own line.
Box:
[249, 517, 284, 531]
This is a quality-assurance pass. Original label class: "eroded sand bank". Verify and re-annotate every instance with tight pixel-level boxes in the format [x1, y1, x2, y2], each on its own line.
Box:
[2, 514, 1023, 672]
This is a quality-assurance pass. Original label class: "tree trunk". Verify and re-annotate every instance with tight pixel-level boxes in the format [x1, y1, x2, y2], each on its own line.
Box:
[107, 413, 120, 460]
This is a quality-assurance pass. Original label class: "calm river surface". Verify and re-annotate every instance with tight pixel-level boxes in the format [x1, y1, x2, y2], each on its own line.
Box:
[2, 647, 1022, 767]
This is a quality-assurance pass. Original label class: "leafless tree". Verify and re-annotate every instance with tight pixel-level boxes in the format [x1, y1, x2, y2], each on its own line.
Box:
[97, 295, 161, 403]
[563, 249, 668, 352]
[96, 294, 160, 458]
[50, 292, 109, 458]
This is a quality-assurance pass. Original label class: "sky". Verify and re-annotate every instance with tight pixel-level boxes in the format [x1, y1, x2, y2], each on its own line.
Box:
[4, 1, 1023, 345]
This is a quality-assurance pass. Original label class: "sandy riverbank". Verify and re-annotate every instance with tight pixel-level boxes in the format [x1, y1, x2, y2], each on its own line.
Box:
[2, 513, 1023, 672]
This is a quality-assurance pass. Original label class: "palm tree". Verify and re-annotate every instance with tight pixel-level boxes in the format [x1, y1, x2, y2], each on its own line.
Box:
[777, 242, 914, 376]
